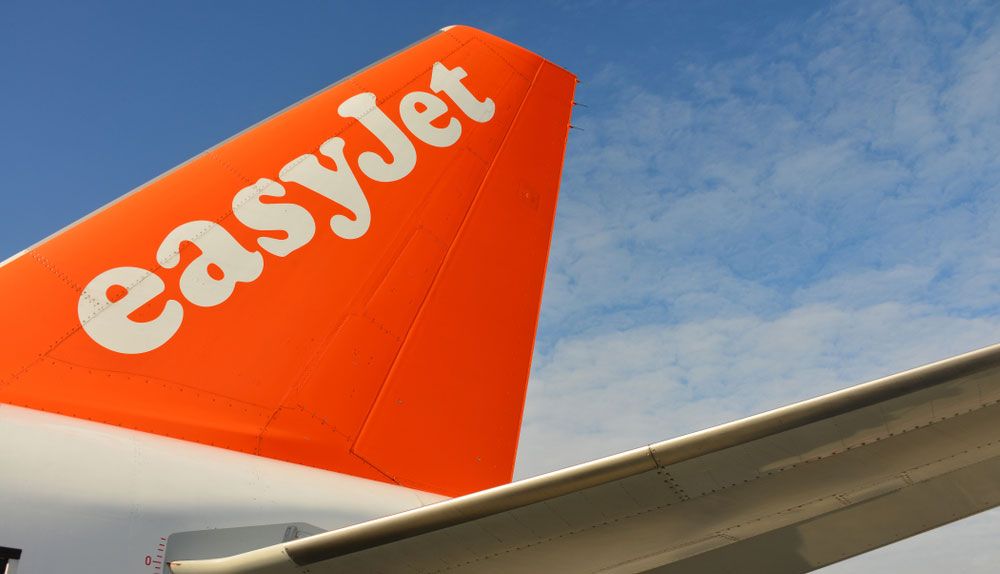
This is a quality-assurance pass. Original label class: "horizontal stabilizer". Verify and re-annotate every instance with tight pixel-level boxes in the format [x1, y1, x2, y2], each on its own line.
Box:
[170, 342, 1000, 573]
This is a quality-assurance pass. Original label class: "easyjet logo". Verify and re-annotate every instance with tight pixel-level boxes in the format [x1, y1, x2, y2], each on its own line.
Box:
[77, 62, 495, 354]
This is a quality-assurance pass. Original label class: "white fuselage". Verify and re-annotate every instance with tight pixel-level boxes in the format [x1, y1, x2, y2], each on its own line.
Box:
[0, 404, 444, 573]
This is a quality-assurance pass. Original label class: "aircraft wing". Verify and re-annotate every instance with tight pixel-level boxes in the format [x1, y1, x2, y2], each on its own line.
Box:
[170, 342, 1000, 574]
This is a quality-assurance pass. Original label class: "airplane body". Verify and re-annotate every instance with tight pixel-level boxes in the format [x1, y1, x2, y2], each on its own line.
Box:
[2, 25, 1000, 574]
[0, 405, 439, 573]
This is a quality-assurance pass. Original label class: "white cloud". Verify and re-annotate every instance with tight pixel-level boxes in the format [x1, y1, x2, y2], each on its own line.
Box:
[520, 303, 1000, 477]
[516, 0, 1000, 571]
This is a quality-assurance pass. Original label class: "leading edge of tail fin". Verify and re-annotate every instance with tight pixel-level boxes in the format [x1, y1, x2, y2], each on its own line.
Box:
[0, 26, 575, 497]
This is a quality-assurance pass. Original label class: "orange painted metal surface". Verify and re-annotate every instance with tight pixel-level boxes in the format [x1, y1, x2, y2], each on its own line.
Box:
[0, 26, 576, 497]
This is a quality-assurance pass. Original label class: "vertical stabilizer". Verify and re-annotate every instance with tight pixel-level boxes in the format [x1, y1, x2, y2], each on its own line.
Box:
[0, 25, 575, 497]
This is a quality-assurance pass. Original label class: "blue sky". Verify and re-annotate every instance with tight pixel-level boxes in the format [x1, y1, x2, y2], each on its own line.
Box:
[3, 0, 1000, 571]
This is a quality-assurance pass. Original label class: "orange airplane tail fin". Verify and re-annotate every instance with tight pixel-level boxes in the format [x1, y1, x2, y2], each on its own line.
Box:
[0, 26, 575, 497]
